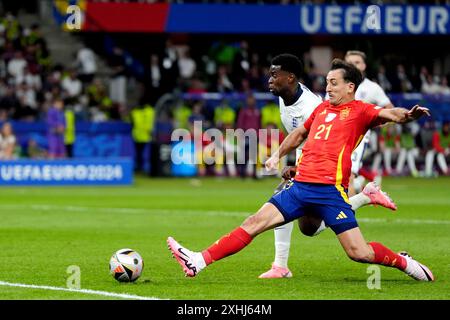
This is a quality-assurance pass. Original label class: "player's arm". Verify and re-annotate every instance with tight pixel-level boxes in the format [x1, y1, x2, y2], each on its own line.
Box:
[265, 125, 309, 171]
[382, 102, 395, 109]
[377, 105, 430, 124]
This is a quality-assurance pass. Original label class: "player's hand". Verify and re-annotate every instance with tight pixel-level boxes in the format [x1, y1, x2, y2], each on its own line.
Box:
[407, 105, 431, 120]
[281, 166, 296, 180]
[265, 156, 279, 173]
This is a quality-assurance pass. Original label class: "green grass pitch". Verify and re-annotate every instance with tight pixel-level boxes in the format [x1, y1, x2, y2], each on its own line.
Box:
[0, 176, 448, 300]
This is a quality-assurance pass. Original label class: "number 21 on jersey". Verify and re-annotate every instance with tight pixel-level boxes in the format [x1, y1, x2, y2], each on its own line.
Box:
[314, 124, 333, 140]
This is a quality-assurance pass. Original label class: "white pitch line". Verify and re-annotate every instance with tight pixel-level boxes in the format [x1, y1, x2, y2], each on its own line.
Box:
[2, 204, 450, 224]
[0, 281, 162, 300]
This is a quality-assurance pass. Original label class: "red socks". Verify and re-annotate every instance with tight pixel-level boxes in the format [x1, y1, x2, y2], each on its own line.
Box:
[202, 227, 253, 265]
[369, 242, 407, 270]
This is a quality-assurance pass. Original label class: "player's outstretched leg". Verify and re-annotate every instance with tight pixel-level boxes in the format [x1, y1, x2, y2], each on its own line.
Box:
[167, 237, 207, 277]
[337, 228, 434, 282]
[168, 203, 285, 278]
[398, 251, 435, 281]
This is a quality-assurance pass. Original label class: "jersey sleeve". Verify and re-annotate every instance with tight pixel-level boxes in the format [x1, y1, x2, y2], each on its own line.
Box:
[363, 103, 384, 129]
[372, 83, 392, 107]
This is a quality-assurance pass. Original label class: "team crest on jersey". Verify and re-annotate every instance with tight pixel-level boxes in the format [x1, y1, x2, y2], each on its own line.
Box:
[325, 113, 337, 122]
[340, 107, 351, 120]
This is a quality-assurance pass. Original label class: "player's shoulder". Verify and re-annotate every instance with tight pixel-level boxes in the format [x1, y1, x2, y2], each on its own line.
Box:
[352, 99, 379, 110]
[361, 78, 384, 91]
[353, 101, 384, 120]
[314, 100, 330, 111]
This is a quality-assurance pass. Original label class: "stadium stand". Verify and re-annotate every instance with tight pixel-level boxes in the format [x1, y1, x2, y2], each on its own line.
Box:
[0, 0, 448, 178]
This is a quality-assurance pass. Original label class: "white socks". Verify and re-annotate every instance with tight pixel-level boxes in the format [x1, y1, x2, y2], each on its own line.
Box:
[273, 221, 294, 268]
[349, 192, 371, 211]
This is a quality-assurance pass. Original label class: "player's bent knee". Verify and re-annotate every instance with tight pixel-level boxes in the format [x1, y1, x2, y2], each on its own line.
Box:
[241, 214, 261, 236]
[242, 203, 285, 236]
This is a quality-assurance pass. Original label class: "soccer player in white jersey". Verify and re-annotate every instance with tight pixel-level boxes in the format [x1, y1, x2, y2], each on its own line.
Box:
[344, 50, 395, 194]
[259, 54, 397, 279]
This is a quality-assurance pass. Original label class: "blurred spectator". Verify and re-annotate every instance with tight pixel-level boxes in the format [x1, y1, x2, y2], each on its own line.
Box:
[22, 65, 42, 91]
[376, 65, 392, 92]
[421, 74, 441, 94]
[391, 64, 413, 93]
[86, 78, 113, 121]
[46, 98, 66, 159]
[372, 124, 400, 176]
[188, 100, 206, 131]
[425, 122, 449, 177]
[440, 76, 450, 95]
[238, 78, 253, 95]
[76, 44, 97, 84]
[61, 69, 82, 100]
[108, 47, 127, 104]
[27, 138, 47, 159]
[247, 64, 265, 91]
[187, 77, 207, 94]
[395, 123, 419, 177]
[213, 99, 235, 129]
[220, 122, 238, 177]
[261, 99, 282, 131]
[178, 47, 196, 80]
[231, 40, 251, 87]
[236, 94, 260, 178]
[140, 54, 162, 105]
[151, 110, 174, 177]
[7, 51, 27, 82]
[64, 106, 76, 158]
[0, 122, 18, 159]
[131, 103, 155, 172]
[215, 65, 234, 93]
[257, 122, 285, 178]
[160, 39, 179, 94]
[0, 85, 20, 120]
[174, 101, 192, 130]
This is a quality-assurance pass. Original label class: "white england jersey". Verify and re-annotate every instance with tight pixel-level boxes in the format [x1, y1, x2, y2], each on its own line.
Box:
[350, 78, 392, 173]
[356, 78, 392, 144]
[279, 83, 323, 160]
[355, 78, 391, 107]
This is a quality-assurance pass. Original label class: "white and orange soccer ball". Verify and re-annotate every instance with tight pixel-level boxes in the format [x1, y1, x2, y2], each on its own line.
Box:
[109, 248, 144, 282]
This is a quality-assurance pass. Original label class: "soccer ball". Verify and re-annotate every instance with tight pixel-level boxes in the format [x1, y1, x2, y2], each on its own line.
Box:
[109, 248, 144, 282]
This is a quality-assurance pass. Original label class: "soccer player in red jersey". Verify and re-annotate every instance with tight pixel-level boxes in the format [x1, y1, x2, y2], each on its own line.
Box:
[167, 59, 434, 282]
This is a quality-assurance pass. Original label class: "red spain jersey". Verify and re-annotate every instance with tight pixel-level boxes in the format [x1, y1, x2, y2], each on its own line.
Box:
[294, 100, 384, 189]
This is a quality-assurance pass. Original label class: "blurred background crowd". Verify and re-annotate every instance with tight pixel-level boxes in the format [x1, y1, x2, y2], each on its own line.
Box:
[0, 0, 448, 179]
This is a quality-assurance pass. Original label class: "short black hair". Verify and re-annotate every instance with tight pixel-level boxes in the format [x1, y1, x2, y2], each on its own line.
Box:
[271, 54, 303, 79]
[330, 58, 363, 92]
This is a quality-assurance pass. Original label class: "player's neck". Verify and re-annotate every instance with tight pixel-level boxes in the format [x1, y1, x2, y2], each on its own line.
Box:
[282, 84, 302, 106]
[332, 97, 354, 107]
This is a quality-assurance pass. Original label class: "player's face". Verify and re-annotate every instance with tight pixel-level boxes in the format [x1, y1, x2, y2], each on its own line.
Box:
[268, 65, 292, 96]
[345, 54, 366, 73]
[326, 69, 355, 105]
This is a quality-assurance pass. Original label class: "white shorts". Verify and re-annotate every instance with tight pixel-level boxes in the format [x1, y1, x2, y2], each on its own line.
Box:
[351, 130, 371, 174]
